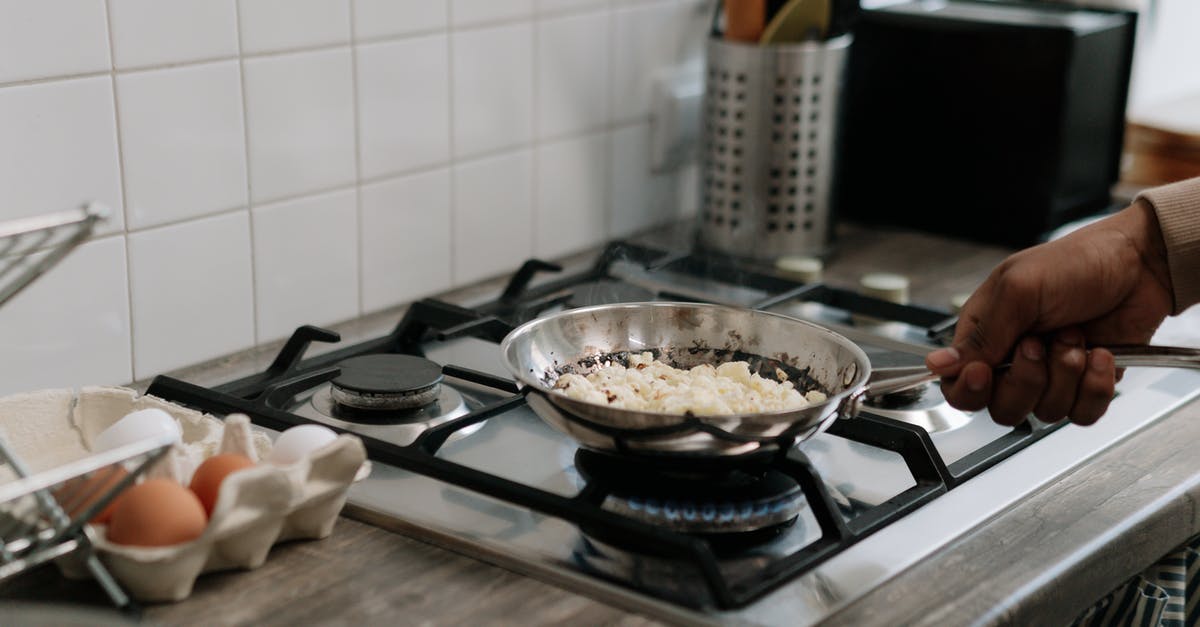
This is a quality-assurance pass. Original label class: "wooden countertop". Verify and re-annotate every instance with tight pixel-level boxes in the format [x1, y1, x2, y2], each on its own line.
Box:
[2, 517, 657, 626]
[14, 222, 1185, 626]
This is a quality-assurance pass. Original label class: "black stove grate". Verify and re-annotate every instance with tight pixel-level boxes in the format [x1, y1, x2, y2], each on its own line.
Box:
[144, 241, 1061, 610]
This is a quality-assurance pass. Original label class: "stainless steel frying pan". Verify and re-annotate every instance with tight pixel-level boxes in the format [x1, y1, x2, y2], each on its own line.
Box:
[502, 302, 934, 458]
[500, 302, 1200, 459]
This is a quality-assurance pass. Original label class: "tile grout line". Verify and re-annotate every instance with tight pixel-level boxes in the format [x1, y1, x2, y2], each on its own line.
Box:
[355, 30, 442, 46]
[123, 205, 253, 237]
[0, 69, 110, 90]
[233, 0, 261, 348]
[605, 4, 619, 240]
[100, 0, 137, 385]
[358, 163, 453, 189]
[108, 54, 241, 76]
[446, 0, 458, 287]
[531, 10, 542, 260]
[349, 0, 365, 318]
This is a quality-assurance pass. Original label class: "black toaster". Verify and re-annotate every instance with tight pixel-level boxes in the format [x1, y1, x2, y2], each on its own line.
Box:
[836, 0, 1137, 247]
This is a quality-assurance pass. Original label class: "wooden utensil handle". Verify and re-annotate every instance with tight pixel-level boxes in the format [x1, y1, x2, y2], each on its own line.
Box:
[725, 0, 767, 42]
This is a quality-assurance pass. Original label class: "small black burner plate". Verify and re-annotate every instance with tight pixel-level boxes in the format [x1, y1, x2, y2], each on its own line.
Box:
[333, 354, 443, 395]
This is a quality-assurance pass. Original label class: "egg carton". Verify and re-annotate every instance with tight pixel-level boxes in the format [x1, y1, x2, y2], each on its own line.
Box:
[0, 386, 368, 602]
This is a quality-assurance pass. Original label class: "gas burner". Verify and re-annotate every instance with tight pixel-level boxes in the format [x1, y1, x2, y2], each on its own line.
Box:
[574, 450, 806, 537]
[311, 383, 471, 426]
[864, 380, 971, 433]
[330, 354, 443, 411]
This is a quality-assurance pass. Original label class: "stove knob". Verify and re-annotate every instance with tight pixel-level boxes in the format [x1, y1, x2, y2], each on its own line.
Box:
[860, 272, 910, 305]
[776, 255, 823, 283]
[950, 292, 971, 313]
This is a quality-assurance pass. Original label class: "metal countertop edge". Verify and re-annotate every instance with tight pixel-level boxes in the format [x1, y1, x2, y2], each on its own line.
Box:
[823, 402, 1200, 626]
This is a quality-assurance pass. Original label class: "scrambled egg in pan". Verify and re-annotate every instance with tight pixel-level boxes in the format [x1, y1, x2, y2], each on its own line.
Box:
[553, 352, 827, 416]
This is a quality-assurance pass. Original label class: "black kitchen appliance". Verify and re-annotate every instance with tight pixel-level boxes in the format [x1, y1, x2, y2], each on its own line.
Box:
[837, 0, 1137, 247]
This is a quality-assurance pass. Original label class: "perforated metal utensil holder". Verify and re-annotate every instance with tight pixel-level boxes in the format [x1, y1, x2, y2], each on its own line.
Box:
[698, 35, 851, 261]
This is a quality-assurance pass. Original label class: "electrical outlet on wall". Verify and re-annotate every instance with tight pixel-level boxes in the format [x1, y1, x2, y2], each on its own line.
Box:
[649, 62, 704, 174]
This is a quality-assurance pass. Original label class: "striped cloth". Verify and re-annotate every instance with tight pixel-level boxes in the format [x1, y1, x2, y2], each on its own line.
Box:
[1072, 534, 1200, 626]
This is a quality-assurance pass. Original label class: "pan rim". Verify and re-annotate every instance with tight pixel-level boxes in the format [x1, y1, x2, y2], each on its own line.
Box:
[499, 301, 874, 425]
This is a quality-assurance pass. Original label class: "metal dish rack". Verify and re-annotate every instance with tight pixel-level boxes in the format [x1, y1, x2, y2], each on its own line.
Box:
[0, 202, 166, 609]
[0, 203, 109, 308]
[0, 434, 175, 608]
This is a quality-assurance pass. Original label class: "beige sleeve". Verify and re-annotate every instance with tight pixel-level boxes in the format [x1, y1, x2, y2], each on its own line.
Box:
[1137, 176, 1200, 314]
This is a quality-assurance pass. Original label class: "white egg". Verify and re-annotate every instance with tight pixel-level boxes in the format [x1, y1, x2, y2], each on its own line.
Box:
[94, 408, 182, 452]
[268, 424, 338, 465]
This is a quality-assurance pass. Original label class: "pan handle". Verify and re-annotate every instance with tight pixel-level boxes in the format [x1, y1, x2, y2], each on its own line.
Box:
[1103, 344, 1200, 368]
[863, 365, 940, 399]
[850, 344, 1200, 415]
[835, 341, 1200, 420]
[836, 365, 938, 420]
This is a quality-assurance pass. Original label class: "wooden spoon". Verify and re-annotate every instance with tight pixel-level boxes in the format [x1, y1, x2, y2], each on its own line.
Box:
[724, 0, 768, 42]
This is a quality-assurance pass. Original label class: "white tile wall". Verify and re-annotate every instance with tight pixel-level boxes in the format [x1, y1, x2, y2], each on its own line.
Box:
[610, 122, 678, 237]
[117, 61, 247, 229]
[108, 0, 239, 69]
[360, 169, 453, 313]
[354, 0, 449, 40]
[127, 212, 255, 380]
[238, 0, 352, 55]
[0, 0, 110, 84]
[537, 0, 609, 15]
[453, 150, 534, 285]
[0, 76, 124, 234]
[252, 189, 359, 342]
[452, 23, 534, 157]
[612, 1, 686, 123]
[536, 133, 608, 258]
[450, 0, 534, 28]
[536, 10, 610, 139]
[243, 48, 357, 202]
[356, 36, 451, 179]
[0, 0, 706, 393]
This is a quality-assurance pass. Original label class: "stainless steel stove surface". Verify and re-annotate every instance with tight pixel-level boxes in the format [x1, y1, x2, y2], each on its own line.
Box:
[145, 243, 1200, 626]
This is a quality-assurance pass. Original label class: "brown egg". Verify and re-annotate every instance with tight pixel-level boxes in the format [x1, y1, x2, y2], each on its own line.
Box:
[106, 479, 207, 547]
[54, 466, 129, 525]
[188, 453, 255, 516]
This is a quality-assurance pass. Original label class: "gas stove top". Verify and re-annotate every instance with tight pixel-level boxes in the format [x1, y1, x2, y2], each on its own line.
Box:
[145, 242, 1200, 626]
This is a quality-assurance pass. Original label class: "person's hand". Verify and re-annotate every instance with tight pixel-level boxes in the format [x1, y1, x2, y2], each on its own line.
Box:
[924, 201, 1174, 426]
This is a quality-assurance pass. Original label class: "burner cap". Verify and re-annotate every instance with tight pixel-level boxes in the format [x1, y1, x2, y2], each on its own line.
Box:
[863, 380, 971, 433]
[331, 354, 443, 411]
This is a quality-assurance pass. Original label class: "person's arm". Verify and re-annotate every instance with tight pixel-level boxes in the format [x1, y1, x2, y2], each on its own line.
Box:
[1138, 176, 1200, 313]
[923, 177, 1200, 426]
